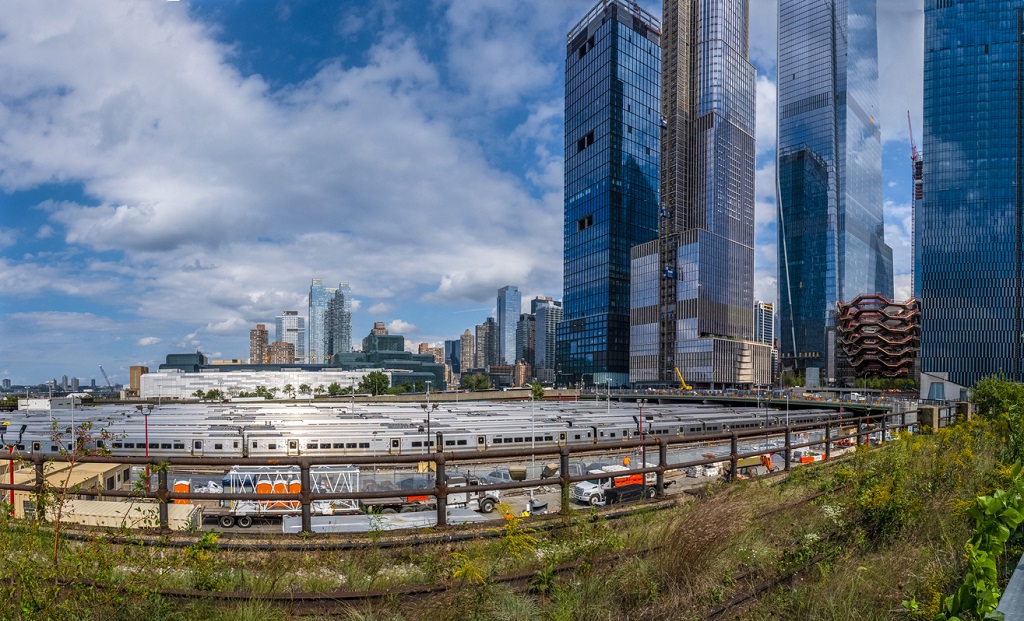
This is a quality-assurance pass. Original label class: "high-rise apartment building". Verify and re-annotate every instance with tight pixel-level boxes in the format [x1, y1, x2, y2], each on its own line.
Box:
[516, 313, 536, 367]
[630, 0, 770, 387]
[497, 286, 522, 365]
[308, 279, 334, 363]
[475, 317, 498, 368]
[129, 366, 149, 395]
[754, 301, 774, 346]
[777, 0, 893, 381]
[445, 339, 462, 374]
[71, 377, 79, 391]
[249, 323, 269, 364]
[275, 311, 305, 363]
[917, 0, 1024, 388]
[268, 341, 295, 365]
[325, 283, 352, 358]
[535, 299, 563, 382]
[459, 329, 475, 373]
[559, 0, 661, 388]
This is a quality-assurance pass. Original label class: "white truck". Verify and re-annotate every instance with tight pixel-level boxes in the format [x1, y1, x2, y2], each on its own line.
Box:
[571, 464, 659, 506]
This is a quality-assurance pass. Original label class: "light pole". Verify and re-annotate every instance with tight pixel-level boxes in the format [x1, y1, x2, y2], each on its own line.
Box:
[530, 390, 536, 476]
[636, 399, 648, 467]
[421, 402, 439, 454]
[350, 377, 355, 410]
[606, 379, 611, 415]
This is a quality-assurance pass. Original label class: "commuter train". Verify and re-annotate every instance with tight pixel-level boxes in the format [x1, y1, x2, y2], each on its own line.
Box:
[0, 400, 857, 460]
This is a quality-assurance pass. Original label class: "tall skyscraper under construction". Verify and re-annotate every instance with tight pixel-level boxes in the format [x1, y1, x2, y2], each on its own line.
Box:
[559, 0, 661, 388]
[630, 0, 770, 387]
[776, 0, 893, 383]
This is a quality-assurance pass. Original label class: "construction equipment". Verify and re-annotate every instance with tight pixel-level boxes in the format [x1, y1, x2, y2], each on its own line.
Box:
[98, 365, 113, 390]
[674, 367, 692, 391]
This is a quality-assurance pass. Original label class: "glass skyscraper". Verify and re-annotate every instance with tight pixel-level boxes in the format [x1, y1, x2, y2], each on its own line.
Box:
[777, 0, 893, 381]
[275, 310, 305, 363]
[917, 0, 1024, 387]
[559, 0, 661, 388]
[308, 279, 333, 363]
[325, 283, 352, 357]
[630, 0, 770, 387]
[496, 285, 521, 365]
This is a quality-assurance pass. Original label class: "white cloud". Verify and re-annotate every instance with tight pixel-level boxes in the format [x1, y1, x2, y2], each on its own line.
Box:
[755, 76, 777, 157]
[367, 302, 392, 314]
[387, 319, 415, 334]
[0, 228, 16, 248]
[35, 224, 53, 239]
[138, 336, 161, 346]
[877, 0, 924, 145]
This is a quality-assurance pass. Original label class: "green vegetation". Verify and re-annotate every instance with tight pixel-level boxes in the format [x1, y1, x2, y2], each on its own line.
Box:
[530, 382, 545, 401]
[358, 371, 391, 396]
[6, 378, 1024, 620]
[460, 373, 491, 391]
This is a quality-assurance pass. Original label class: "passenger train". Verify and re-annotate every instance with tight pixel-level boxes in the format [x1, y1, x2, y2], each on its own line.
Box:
[0, 400, 853, 460]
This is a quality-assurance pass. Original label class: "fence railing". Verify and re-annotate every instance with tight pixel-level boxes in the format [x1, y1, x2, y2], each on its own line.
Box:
[2, 411, 917, 534]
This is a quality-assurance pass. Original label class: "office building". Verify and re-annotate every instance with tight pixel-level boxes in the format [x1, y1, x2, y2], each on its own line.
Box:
[2, 379, 10, 390]
[475, 317, 498, 368]
[497, 286, 522, 365]
[362, 323, 404, 354]
[70, 377, 79, 391]
[630, 0, 770, 387]
[61, 375, 68, 392]
[917, 0, 1024, 388]
[249, 324, 269, 364]
[777, 0, 893, 380]
[559, 0, 662, 388]
[325, 283, 352, 358]
[459, 329, 475, 373]
[535, 299, 563, 383]
[754, 301, 774, 346]
[445, 339, 462, 374]
[275, 311, 305, 363]
[516, 313, 536, 367]
[308, 279, 334, 364]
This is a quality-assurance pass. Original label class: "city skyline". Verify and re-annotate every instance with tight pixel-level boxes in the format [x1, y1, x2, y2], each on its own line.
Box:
[0, 0, 924, 384]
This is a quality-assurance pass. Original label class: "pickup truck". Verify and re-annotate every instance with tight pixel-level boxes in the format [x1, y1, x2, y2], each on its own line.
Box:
[571, 464, 663, 506]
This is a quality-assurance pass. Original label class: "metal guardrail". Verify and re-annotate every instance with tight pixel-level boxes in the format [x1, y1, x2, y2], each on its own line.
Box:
[2, 411, 913, 534]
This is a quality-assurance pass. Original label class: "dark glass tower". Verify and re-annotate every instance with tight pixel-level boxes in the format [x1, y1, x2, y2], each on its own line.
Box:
[917, 0, 1024, 387]
[630, 0, 770, 388]
[497, 285, 521, 365]
[558, 0, 661, 388]
[777, 0, 894, 381]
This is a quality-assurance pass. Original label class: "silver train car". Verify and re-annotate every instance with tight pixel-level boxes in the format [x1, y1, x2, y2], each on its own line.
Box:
[0, 400, 853, 460]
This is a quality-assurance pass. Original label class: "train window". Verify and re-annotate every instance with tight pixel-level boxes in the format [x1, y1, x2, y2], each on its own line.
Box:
[333, 443, 344, 449]
[124, 443, 134, 448]
[346, 443, 356, 449]
[31, 441, 41, 451]
[391, 439, 400, 449]
[308, 443, 318, 449]
[610, 433, 616, 438]
[112, 443, 122, 449]
[514, 437, 523, 443]
[456, 440, 467, 446]
[97, 441, 105, 448]
[233, 442, 239, 449]
[161, 443, 171, 449]
[173, 443, 185, 450]
[194, 441, 202, 450]
[477, 436, 485, 445]
[50, 445, 58, 452]
[412, 441, 422, 448]
[574, 434, 581, 440]
[106, 476, 115, 490]
[445, 440, 455, 446]
[359, 442, 369, 448]
[268, 443, 277, 450]
[149, 443, 159, 449]
[252, 441, 258, 448]
[558, 433, 566, 441]
[545, 435, 553, 441]
[16, 444, 23, 450]
[214, 443, 223, 450]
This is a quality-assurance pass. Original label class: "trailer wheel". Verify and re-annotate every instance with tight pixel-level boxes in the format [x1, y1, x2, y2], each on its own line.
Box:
[218, 515, 235, 528]
[237, 515, 253, 528]
[646, 486, 657, 499]
[479, 498, 495, 513]
[588, 494, 602, 506]
[381, 508, 398, 514]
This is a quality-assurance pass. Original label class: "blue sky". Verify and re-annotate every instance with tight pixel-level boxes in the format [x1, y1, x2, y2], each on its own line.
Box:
[0, 0, 922, 385]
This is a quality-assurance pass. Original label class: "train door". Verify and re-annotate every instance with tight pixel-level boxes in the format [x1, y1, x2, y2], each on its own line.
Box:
[476, 435, 487, 451]
[287, 439, 299, 456]
[389, 438, 401, 455]
[192, 439, 204, 457]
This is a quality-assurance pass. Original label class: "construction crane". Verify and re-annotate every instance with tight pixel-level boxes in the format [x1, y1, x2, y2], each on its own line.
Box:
[98, 365, 113, 390]
[908, 111, 922, 294]
[674, 367, 693, 391]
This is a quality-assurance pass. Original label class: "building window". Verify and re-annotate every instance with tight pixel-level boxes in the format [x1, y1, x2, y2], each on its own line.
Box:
[577, 214, 595, 232]
[576, 131, 595, 152]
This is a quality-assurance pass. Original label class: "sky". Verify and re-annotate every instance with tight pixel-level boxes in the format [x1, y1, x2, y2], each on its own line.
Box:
[0, 0, 924, 386]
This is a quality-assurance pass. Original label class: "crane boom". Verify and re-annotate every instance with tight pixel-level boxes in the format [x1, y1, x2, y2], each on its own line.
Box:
[98, 365, 113, 389]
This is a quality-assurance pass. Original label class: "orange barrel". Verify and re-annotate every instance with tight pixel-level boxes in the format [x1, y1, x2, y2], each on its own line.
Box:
[256, 477, 273, 508]
[288, 478, 301, 508]
[173, 480, 190, 505]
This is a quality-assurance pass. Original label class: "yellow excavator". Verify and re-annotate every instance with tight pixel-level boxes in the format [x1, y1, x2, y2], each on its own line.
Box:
[674, 367, 692, 391]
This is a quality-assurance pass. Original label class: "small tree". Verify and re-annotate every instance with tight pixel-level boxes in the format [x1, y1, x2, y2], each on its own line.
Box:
[192, 389, 205, 400]
[298, 383, 312, 397]
[359, 371, 391, 396]
[530, 381, 545, 401]
[283, 384, 296, 399]
[461, 373, 491, 391]
[204, 389, 223, 401]
[314, 384, 325, 397]
[327, 382, 342, 396]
